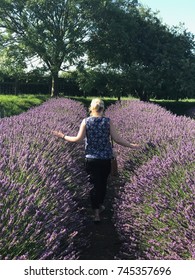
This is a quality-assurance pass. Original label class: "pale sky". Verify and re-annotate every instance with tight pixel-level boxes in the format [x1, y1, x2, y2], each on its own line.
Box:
[140, 0, 195, 35]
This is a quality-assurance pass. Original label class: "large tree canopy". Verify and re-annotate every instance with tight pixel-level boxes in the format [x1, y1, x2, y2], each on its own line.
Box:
[0, 0, 194, 100]
[86, 2, 195, 100]
[0, 0, 93, 96]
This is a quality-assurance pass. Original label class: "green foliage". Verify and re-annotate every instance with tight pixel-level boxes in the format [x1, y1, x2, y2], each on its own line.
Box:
[152, 99, 195, 116]
[0, 33, 27, 80]
[1, 93, 194, 119]
[86, 3, 195, 101]
[0, 0, 92, 96]
[0, 0, 194, 100]
[0, 94, 49, 117]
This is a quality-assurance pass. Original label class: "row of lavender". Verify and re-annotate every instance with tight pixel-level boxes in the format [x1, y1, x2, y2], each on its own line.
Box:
[0, 98, 90, 259]
[106, 101, 195, 260]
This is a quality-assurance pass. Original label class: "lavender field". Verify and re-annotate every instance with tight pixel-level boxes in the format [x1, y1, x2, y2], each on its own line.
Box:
[0, 98, 90, 259]
[106, 101, 195, 260]
[0, 98, 194, 260]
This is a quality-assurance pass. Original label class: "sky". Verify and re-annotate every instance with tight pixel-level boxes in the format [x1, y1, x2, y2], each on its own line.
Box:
[140, 0, 195, 35]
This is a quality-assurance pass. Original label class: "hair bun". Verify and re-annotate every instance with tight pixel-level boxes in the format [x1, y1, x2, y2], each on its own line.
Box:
[89, 98, 104, 113]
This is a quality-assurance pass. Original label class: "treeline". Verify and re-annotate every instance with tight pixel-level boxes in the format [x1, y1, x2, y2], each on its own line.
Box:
[0, 76, 83, 96]
[0, 0, 195, 100]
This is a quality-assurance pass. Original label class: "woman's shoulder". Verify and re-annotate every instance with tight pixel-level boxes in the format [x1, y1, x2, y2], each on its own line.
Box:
[85, 116, 95, 125]
[85, 116, 111, 122]
[103, 116, 111, 122]
[85, 116, 92, 122]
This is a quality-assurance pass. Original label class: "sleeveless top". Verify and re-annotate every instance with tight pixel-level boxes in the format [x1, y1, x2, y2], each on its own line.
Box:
[85, 116, 113, 159]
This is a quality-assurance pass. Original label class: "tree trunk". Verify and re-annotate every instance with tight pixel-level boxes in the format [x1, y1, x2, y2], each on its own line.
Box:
[14, 79, 18, 95]
[83, 91, 87, 98]
[50, 72, 59, 97]
[139, 90, 150, 102]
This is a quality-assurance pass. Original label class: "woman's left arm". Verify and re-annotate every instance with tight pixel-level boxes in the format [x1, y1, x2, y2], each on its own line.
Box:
[52, 119, 86, 143]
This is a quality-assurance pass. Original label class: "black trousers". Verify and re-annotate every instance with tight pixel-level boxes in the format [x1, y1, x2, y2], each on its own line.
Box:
[85, 158, 111, 210]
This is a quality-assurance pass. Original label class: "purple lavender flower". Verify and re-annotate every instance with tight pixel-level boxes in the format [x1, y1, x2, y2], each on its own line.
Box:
[0, 98, 90, 259]
[106, 100, 195, 260]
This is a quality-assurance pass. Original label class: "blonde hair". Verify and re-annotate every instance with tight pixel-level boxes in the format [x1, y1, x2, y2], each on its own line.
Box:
[89, 98, 104, 114]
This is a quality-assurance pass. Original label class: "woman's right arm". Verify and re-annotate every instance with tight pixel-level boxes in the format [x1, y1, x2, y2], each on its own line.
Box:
[110, 119, 140, 149]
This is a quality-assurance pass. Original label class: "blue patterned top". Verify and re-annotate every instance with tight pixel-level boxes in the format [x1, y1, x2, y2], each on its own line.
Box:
[85, 117, 113, 159]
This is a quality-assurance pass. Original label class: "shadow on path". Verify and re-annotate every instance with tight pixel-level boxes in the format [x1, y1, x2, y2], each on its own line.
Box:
[79, 181, 121, 260]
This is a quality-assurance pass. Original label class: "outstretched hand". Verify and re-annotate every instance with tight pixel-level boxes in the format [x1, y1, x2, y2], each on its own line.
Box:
[52, 130, 64, 139]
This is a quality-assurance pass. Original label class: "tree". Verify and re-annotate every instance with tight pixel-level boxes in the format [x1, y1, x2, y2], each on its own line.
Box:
[86, 1, 139, 67]
[0, 31, 28, 94]
[1, 0, 194, 99]
[86, 2, 195, 101]
[0, 0, 91, 96]
[155, 26, 195, 100]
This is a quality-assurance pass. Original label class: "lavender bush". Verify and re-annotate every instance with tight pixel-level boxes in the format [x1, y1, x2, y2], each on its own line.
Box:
[106, 100, 195, 171]
[0, 98, 90, 259]
[106, 100, 195, 260]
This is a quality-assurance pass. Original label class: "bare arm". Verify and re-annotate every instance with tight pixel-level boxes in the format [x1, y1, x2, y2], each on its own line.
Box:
[52, 119, 86, 143]
[110, 119, 140, 148]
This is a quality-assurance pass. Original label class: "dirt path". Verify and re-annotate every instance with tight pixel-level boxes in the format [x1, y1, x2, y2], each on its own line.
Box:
[79, 180, 121, 260]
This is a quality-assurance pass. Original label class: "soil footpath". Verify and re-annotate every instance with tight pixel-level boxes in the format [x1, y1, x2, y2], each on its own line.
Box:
[79, 180, 121, 260]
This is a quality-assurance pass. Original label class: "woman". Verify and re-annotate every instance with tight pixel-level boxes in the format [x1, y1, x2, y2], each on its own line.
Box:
[52, 98, 140, 223]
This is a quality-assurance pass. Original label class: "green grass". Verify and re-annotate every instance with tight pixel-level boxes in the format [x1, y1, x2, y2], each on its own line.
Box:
[0, 94, 121, 118]
[69, 96, 195, 116]
[151, 99, 195, 116]
[0, 94, 49, 118]
[64, 95, 137, 110]
[1, 94, 195, 118]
